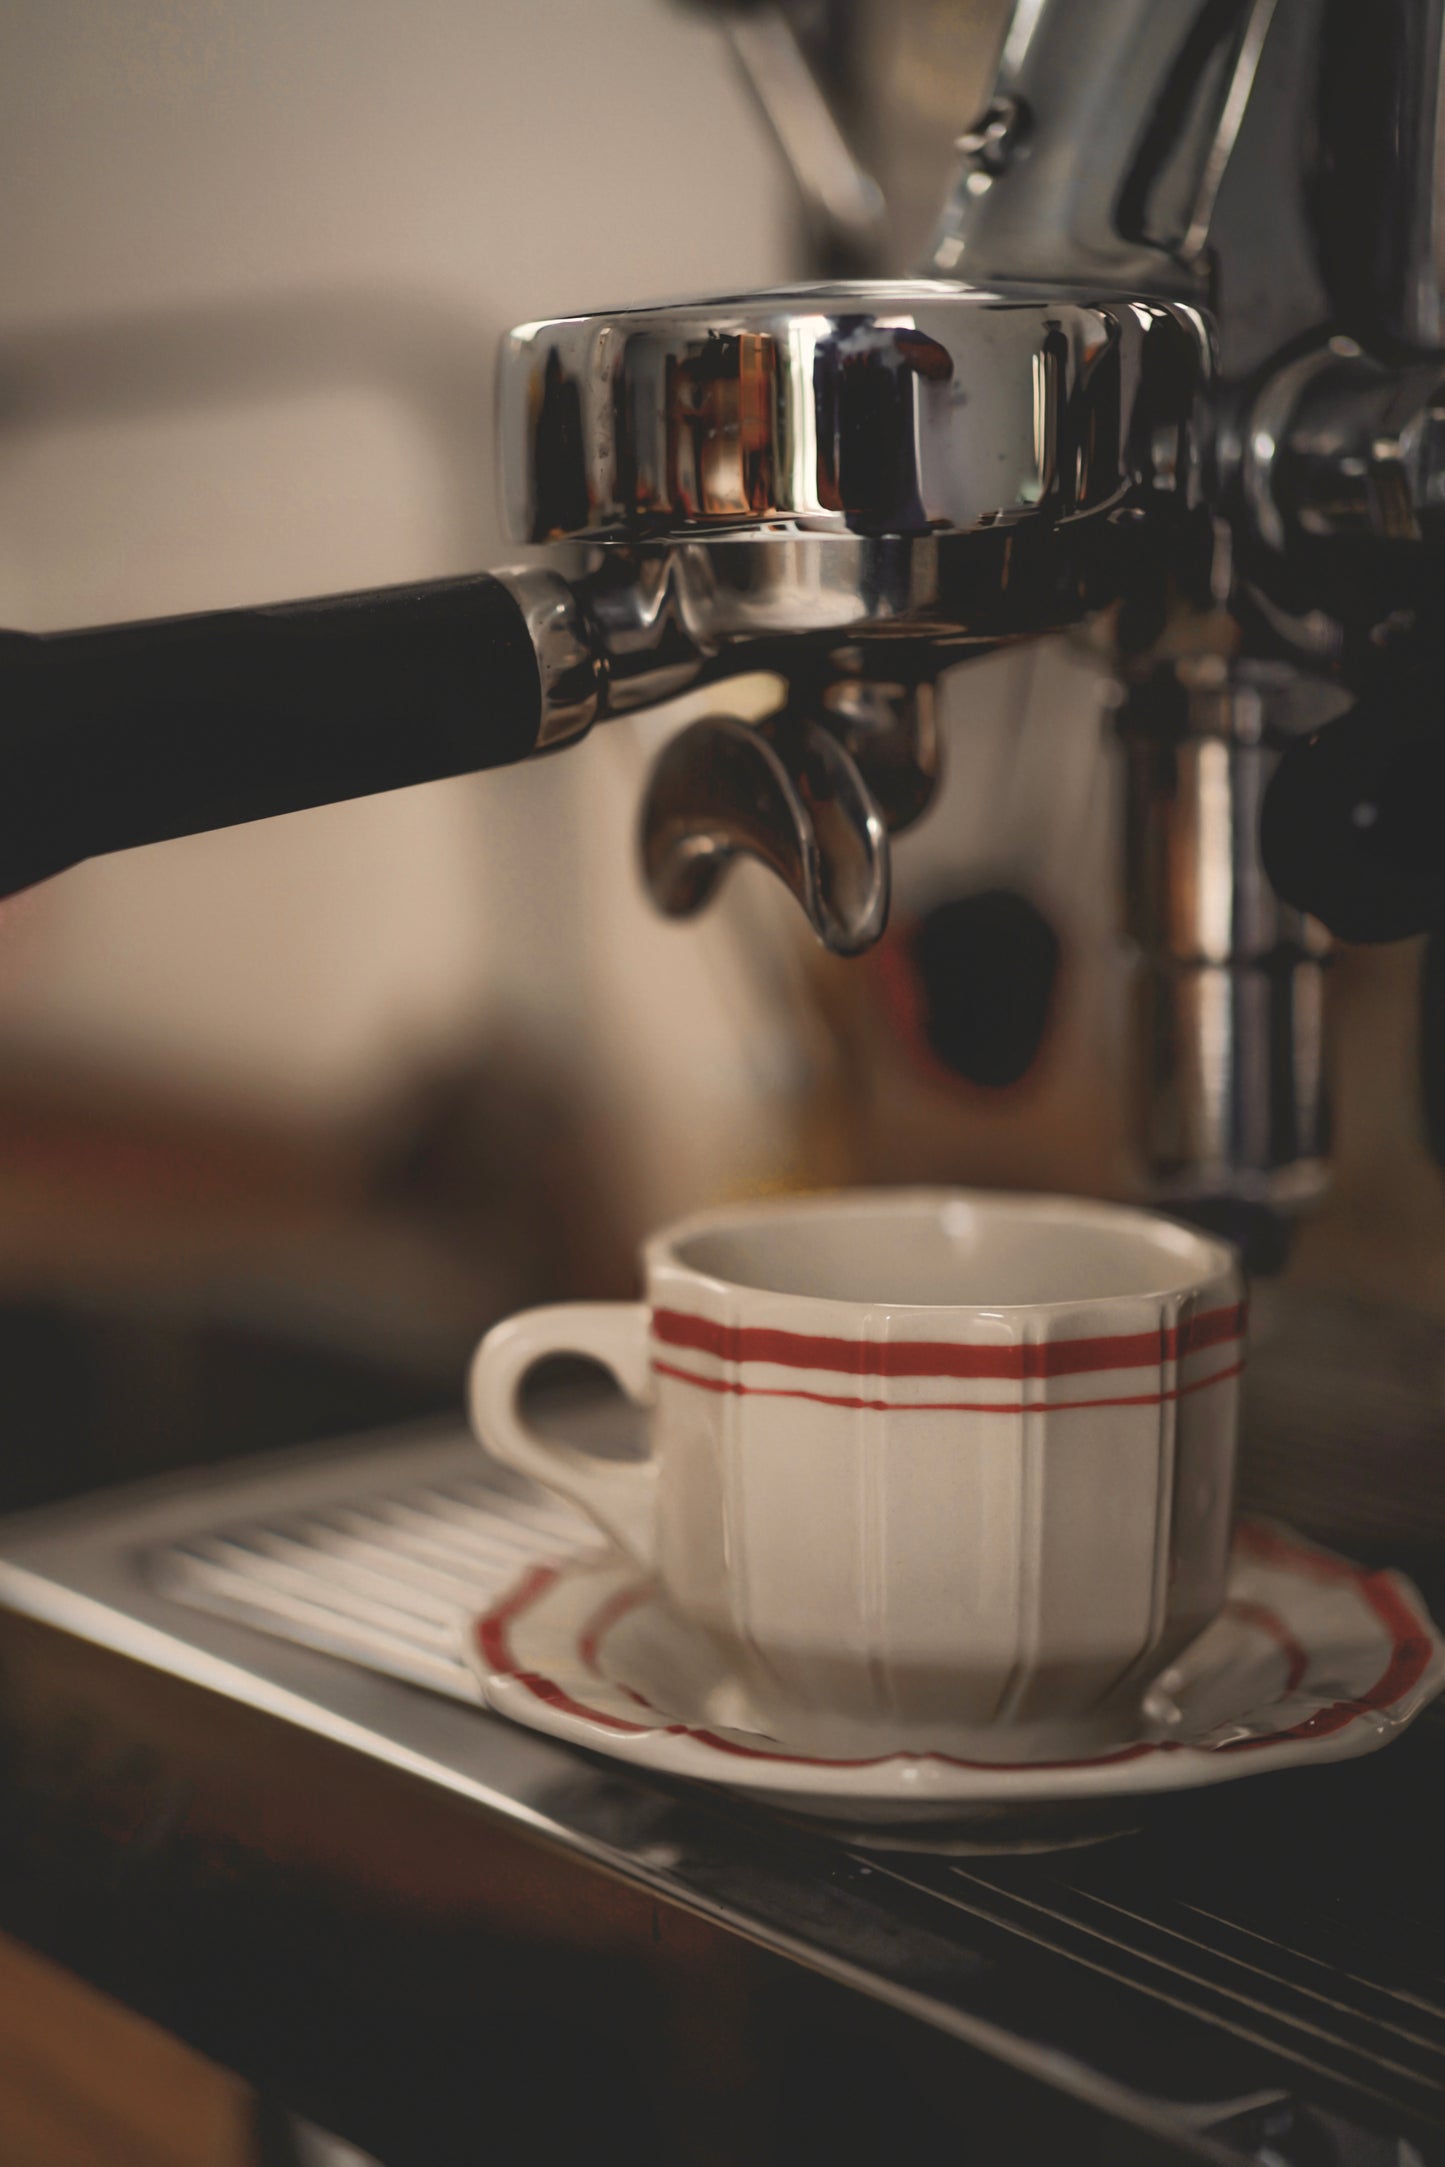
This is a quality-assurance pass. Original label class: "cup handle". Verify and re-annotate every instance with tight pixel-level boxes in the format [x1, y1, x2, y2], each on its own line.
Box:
[468, 1303, 657, 1569]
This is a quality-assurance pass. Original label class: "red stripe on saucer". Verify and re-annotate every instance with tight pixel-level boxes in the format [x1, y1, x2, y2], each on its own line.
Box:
[1220, 1526, 1436, 1751]
[1223, 1598, 1310, 1693]
[475, 1521, 1436, 1775]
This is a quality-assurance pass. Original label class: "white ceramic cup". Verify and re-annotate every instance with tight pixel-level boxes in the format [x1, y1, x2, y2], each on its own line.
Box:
[470, 1188, 1244, 1758]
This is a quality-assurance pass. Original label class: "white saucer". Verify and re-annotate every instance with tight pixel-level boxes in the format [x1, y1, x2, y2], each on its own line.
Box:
[467, 1520, 1445, 1828]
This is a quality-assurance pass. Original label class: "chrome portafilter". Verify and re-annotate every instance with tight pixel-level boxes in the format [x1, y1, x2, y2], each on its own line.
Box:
[498, 279, 1212, 954]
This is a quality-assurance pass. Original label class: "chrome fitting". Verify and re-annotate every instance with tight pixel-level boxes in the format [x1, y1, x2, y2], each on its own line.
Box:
[492, 566, 602, 749]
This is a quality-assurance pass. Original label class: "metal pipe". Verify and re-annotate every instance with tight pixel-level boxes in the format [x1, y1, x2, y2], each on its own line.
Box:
[1119, 658, 1331, 1206]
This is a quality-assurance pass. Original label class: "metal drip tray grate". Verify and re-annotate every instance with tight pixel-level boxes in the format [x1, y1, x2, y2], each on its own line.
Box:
[869, 1831, 1445, 2144]
[151, 1467, 597, 1703]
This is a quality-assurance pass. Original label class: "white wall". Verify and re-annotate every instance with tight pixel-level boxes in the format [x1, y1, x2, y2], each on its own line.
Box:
[0, 0, 800, 1219]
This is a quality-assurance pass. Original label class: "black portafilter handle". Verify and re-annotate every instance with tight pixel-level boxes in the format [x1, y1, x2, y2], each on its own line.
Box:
[1260, 699, 1445, 944]
[0, 570, 589, 901]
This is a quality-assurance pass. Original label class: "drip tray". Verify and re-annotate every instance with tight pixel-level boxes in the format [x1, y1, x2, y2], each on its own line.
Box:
[151, 1458, 595, 1703]
[4, 1421, 1445, 2161]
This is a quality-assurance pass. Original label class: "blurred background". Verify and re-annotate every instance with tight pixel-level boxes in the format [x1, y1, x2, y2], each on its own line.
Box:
[0, 0, 1086, 1509]
[0, 0, 804, 1502]
[0, 0, 1441, 1530]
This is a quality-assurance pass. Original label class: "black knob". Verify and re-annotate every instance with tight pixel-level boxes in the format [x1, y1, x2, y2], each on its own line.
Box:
[1260, 704, 1445, 942]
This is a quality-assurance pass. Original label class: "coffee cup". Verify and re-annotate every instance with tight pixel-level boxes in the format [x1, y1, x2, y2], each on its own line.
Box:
[469, 1188, 1243, 1758]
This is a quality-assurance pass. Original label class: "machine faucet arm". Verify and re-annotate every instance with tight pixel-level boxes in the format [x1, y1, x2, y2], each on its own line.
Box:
[931, 0, 1277, 290]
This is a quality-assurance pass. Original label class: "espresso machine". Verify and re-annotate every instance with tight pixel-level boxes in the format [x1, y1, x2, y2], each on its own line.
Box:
[0, 2, 1424, 1218]
[7, 4, 1445, 2162]
[6, 0, 1441, 1528]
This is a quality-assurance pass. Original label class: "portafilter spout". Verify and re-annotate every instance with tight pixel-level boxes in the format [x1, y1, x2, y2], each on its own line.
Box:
[637, 678, 938, 956]
[640, 710, 891, 958]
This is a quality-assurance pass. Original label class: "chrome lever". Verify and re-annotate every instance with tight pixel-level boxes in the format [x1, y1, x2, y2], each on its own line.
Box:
[639, 710, 890, 956]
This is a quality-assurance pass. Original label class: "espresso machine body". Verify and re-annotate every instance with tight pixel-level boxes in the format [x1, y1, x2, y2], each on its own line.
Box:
[5, 0, 1440, 1243]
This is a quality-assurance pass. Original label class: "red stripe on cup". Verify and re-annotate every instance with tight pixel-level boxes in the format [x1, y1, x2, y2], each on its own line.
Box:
[650, 1354, 1245, 1416]
[651, 1301, 1246, 1382]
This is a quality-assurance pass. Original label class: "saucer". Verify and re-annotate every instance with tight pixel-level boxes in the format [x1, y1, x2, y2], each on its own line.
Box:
[467, 1520, 1445, 1827]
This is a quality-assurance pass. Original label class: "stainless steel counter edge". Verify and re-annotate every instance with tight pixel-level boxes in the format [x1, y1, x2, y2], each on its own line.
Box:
[0, 1425, 1242, 2163]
